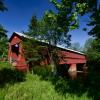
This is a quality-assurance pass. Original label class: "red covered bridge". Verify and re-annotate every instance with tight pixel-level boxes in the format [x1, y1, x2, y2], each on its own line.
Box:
[8, 32, 87, 77]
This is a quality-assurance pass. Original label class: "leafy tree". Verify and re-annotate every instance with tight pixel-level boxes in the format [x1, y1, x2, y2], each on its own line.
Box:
[40, 0, 89, 46]
[88, 6, 100, 38]
[0, 0, 7, 12]
[0, 25, 8, 59]
[23, 16, 49, 69]
[28, 0, 90, 47]
[25, 0, 93, 73]
[85, 39, 100, 71]
[25, 16, 39, 37]
[0, 25, 7, 38]
[22, 37, 50, 71]
[69, 42, 82, 51]
[83, 38, 93, 52]
[0, 0, 8, 60]
[85, 1, 100, 71]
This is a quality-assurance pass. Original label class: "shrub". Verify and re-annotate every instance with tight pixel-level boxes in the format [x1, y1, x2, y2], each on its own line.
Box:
[32, 65, 52, 79]
[0, 62, 11, 69]
[0, 62, 26, 88]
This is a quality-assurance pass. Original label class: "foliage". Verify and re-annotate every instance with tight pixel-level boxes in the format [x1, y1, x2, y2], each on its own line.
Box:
[27, 0, 91, 47]
[0, 74, 90, 100]
[0, 62, 100, 100]
[0, 62, 26, 99]
[0, 62, 11, 69]
[69, 42, 82, 51]
[85, 39, 100, 70]
[40, 10, 63, 46]
[0, 0, 8, 59]
[83, 38, 93, 52]
[26, 0, 90, 74]
[22, 38, 48, 69]
[0, 0, 7, 12]
[0, 25, 8, 59]
[0, 25, 7, 38]
[32, 65, 52, 79]
[88, 5, 100, 38]
[50, 0, 88, 31]
[25, 16, 39, 37]
[85, 1, 100, 71]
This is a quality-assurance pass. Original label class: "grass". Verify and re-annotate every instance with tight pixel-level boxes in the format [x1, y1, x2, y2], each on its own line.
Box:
[0, 62, 11, 69]
[0, 74, 90, 100]
[0, 62, 100, 100]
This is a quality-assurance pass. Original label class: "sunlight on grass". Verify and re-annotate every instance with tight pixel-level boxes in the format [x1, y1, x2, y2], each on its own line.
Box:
[0, 62, 11, 69]
[3, 74, 90, 100]
[0, 62, 99, 100]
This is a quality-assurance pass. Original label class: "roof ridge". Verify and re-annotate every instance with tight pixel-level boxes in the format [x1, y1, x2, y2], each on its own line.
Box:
[13, 32, 85, 55]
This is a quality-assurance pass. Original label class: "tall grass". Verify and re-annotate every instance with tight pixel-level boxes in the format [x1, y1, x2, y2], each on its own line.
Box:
[0, 62, 11, 69]
[0, 62, 100, 100]
[1, 74, 90, 100]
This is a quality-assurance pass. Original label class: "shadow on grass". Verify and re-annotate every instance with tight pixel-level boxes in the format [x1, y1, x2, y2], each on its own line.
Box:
[32, 67, 100, 100]
[0, 68, 26, 88]
[86, 73, 100, 100]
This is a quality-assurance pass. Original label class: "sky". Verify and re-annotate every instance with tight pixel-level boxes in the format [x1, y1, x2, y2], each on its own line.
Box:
[0, 0, 92, 46]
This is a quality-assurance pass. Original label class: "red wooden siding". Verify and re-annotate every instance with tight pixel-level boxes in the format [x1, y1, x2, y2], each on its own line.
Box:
[58, 50, 86, 64]
[8, 33, 28, 71]
[8, 32, 87, 72]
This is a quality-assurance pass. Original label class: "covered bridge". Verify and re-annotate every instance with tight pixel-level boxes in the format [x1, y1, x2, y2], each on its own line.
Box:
[8, 32, 87, 78]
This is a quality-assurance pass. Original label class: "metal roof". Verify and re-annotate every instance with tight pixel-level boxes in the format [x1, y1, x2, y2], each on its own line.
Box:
[11, 31, 85, 55]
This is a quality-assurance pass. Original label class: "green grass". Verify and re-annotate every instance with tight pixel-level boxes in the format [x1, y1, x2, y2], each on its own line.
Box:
[0, 62, 11, 69]
[0, 74, 90, 100]
[0, 62, 100, 100]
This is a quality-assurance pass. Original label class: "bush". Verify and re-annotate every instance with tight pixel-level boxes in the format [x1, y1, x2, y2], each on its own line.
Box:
[0, 62, 26, 88]
[32, 65, 52, 79]
[0, 62, 11, 69]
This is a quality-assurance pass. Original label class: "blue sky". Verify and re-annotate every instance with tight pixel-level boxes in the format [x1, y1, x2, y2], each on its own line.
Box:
[0, 0, 92, 46]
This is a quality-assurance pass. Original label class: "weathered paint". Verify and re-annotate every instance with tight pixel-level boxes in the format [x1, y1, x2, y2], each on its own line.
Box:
[58, 50, 86, 64]
[8, 33, 28, 71]
[8, 32, 87, 72]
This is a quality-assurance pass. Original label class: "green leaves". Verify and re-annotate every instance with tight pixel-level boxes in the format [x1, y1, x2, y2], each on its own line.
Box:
[76, 3, 88, 13]
[0, 0, 8, 59]
[88, 6, 100, 38]
[49, 0, 89, 46]
[0, 25, 8, 58]
[0, 0, 7, 12]
[27, 0, 90, 47]
[23, 39, 48, 67]
[85, 38, 100, 69]
[85, 1, 100, 70]
[0, 25, 7, 39]
[50, 0, 61, 10]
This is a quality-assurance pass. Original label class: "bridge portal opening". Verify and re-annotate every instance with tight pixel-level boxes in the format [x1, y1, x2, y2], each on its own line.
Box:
[57, 64, 70, 77]
[11, 44, 19, 56]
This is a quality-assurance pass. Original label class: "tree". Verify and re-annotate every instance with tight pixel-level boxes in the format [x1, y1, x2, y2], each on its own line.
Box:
[26, 0, 93, 73]
[0, 25, 7, 38]
[85, 1, 100, 71]
[83, 38, 93, 52]
[88, 7, 100, 38]
[84, 39, 100, 71]
[0, 25, 8, 59]
[0, 0, 8, 60]
[28, 0, 89, 47]
[42, 0, 89, 46]
[22, 38, 47, 70]
[0, 0, 7, 12]
[25, 16, 39, 37]
[69, 42, 82, 51]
